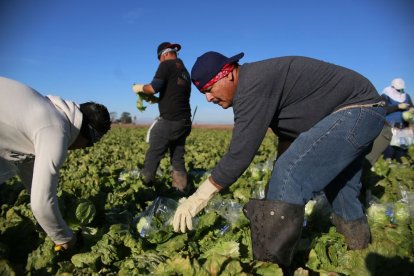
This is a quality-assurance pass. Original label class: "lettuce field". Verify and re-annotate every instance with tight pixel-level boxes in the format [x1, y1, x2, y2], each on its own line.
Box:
[1, 126, 414, 275]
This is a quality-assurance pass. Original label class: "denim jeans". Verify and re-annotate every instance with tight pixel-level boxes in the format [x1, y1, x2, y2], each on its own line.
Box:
[142, 117, 192, 182]
[266, 107, 385, 220]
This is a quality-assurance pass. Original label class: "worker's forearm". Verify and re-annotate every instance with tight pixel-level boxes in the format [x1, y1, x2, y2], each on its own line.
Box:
[142, 84, 156, 95]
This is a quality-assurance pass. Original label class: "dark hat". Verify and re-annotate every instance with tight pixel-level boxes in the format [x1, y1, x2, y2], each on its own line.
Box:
[79, 102, 111, 146]
[157, 42, 181, 59]
[191, 51, 244, 91]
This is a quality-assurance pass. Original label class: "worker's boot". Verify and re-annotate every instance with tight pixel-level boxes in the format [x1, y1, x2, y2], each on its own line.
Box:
[171, 170, 188, 192]
[243, 199, 304, 266]
[331, 213, 370, 250]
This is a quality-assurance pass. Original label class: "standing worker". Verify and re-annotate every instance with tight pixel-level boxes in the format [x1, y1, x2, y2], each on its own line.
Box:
[381, 78, 414, 161]
[0, 76, 111, 251]
[172, 52, 386, 267]
[132, 42, 192, 193]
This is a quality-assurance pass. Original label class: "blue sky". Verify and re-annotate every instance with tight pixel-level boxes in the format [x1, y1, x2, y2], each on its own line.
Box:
[1, 0, 413, 124]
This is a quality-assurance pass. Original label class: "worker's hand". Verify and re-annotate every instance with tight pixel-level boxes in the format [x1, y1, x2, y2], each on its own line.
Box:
[137, 92, 158, 104]
[54, 234, 77, 252]
[137, 91, 150, 101]
[146, 94, 159, 104]
[132, 83, 145, 94]
[409, 107, 414, 114]
[398, 103, 409, 110]
[173, 178, 219, 233]
[139, 92, 154, 102]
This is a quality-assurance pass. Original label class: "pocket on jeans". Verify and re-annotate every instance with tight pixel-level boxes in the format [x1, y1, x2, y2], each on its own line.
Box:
[347, 109, 384, 149]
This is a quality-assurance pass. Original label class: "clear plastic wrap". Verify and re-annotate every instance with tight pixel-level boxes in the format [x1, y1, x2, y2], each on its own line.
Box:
[134, 197, 178, 244]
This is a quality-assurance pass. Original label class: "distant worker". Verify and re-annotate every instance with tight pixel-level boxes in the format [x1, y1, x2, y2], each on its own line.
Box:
[132, 42, 192, 193]
[0, 76, 111, 251]
[172, 52, 385, 267]
[381, 78, 414, 161]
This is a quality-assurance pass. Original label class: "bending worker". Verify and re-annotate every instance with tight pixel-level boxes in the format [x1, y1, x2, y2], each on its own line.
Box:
[132, 42, 192, 193]
[0, 76, 111, 250]
[172, 52, 385, 267]
[381, 78, 414, 161]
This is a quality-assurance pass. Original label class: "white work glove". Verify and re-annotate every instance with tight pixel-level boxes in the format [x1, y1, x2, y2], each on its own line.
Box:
[398, 103, 409, 110]
[173, 178, 219, 233]
[132, 83, 144, 94]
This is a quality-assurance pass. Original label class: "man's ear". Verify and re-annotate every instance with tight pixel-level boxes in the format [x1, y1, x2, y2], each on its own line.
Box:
[227, 71, 235, 81]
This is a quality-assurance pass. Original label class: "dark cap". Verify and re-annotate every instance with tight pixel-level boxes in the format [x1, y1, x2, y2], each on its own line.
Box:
[157, 42, 181, 59]
[79, 102, 111, 146]
[191, 51, 244, 91]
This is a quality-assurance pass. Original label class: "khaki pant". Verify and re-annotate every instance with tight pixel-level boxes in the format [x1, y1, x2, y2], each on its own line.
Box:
[364, 123, 392, 166]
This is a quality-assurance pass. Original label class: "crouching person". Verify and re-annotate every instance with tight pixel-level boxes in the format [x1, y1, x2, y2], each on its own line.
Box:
[172, 52, 385, 267]
[0, 77, 111, 251]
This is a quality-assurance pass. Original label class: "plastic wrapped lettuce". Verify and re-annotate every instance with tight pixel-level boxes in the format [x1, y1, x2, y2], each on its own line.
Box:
[248, 161, 273, 182]
[134, 197, 178, 244]
[393, 201, 412, 225]
[250, 184, 266, 199]
[303, 193, 332, 228]
[118, 168, 141, 182]
[367, 202, 393, 227]
[206, 197, 249, 230]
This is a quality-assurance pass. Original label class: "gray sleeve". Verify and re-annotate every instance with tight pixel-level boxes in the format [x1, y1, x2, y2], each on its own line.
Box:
[211, 84, 277, 189]
[30, 127, 73, 244]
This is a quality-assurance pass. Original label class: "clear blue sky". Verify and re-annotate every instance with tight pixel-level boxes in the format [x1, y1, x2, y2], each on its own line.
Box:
[1, 0, 413, 124]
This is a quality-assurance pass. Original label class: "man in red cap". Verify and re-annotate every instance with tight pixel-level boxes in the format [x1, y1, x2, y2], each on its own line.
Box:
[132, 42, 192, 193]
[172, 51, 386, 267]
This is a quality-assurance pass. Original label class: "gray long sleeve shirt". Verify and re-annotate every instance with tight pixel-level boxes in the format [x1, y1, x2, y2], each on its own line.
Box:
[0, 77, 83, 244]
[211, 56, 382, 189]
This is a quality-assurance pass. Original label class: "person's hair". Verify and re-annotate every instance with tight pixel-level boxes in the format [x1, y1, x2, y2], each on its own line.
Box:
[79, 102, 111, 142]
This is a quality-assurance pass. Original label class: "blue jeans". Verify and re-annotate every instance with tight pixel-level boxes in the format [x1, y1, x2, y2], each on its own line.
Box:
[266, 107, 385, 220]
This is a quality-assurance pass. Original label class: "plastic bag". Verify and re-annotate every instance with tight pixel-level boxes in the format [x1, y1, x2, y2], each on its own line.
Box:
[105, 209, 133, 225]
[248, 160, 273, 182]
[304, 193, 332, 226]
[390, 127, 414, 148]
[206, 198, 248, 230]
[118, 168, 141, 182]
[393, 201, 413, 225]
[366, 184, 414, 227]
[366, 202, 394, 226]
[134, 197, 178, 244]
[390, 185, 413, 225]
[249, 160, 274, 199]
[251, 185, 266, 199]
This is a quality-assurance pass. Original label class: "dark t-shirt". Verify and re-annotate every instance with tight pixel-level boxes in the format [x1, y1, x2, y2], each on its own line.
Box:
[151, 58, 191, 120]
[211, 56, 382, 188]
